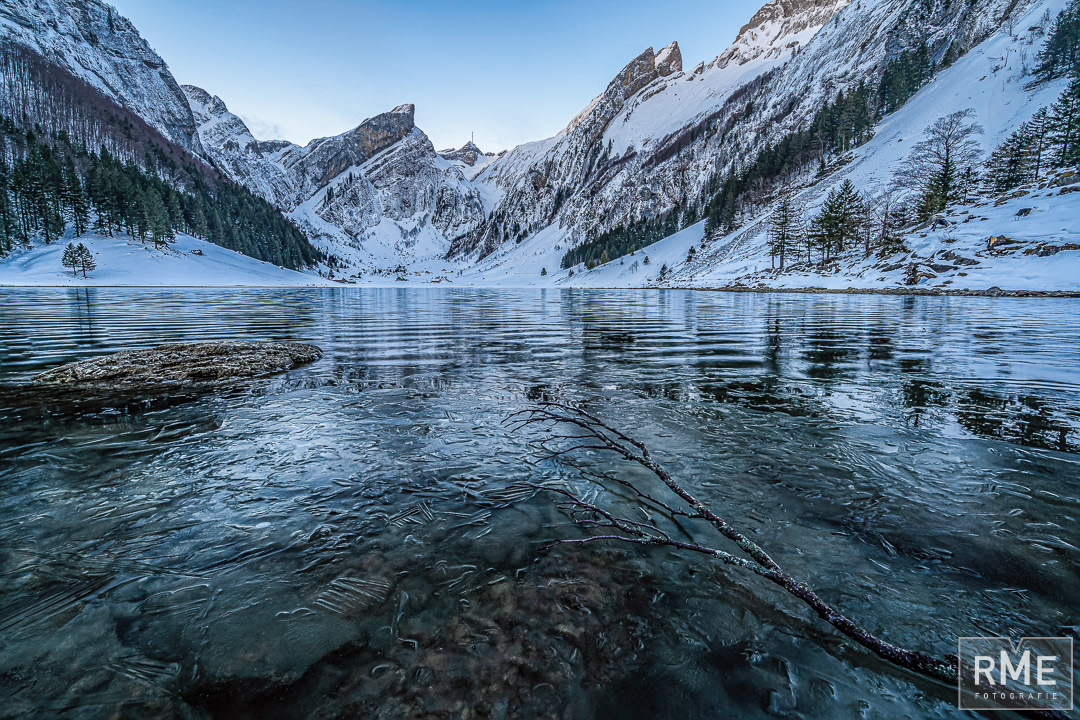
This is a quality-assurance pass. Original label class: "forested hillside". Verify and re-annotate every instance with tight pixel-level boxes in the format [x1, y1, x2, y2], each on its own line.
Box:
[0, 41, 320, 269]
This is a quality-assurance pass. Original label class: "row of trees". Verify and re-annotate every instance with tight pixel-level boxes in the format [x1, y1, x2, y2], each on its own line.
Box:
[766, 180, 904, 268]
[703, 40, 948, 240]
[560, 212, 681, 270]
[766, 107, 986, 267]
[986, 72, 1080, 192]
[0, 121, 321, 268]
[0, 39, 321, 268]
[1033, 0, 1080, 82]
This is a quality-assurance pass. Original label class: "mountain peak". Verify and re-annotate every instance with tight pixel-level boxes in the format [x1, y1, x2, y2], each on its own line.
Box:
[438, 140, 488, 166]
[0, 0, 202, 153]
[655, 41, 683, 76]
[713, 0, 851, 70]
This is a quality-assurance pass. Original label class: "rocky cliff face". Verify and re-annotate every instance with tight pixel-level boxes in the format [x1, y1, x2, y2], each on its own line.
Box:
[312, 127, 486, 241]
[187, 87, 423, 212]
[0, 0, 202, 154]
[184, 85, 296, 207]
[185, 86, 486, 265]
[713, 0, 852, 70]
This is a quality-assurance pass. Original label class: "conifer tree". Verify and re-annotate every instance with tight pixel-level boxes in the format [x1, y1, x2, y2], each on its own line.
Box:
[1033, 0, 1080, 81]
[142, 189, 172, 247]
[809, 180, 864, 262]
[75, 243, 95, 277]
[61, 242, 79, 276]
[768, 195, 799, 269]
[1025, 108, 1052, 180]
[1049, 72, 1080, 165]
[0, 159, 15, 254]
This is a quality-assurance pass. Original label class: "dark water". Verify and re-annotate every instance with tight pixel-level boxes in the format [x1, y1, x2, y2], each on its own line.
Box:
[0, 288, 1077, 719]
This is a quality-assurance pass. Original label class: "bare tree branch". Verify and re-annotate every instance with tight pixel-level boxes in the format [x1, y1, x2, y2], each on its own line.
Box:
[508, 403, 1071, 718]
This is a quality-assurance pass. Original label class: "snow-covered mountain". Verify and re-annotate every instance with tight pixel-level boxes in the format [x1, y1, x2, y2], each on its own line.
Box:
[4, 0, 1073, 290]
[176, 0, 861, 273]
[468, 0, 1079, 292]
[451, 0, 856, 261]
[185, 86, 487, 272]
[0, 0, 202, 154]
[457, 0, 1036, 266]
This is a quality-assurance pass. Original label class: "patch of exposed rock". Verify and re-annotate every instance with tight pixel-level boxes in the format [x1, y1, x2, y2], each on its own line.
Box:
[438, 140, 491, 167]
[34, 341, 322, 386]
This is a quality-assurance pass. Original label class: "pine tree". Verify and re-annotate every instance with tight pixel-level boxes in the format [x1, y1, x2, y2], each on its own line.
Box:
[64, 158, 90, 237]
[1025, 108, 1052, 180]
[1049, 72, 1080, 165]
[0, 159, 15, 255]
[768, 195, 799, 269]
[984, 132, 1031, 193]
[75, 243, 96, 277]
[142, 189, 172, 247]
[540, 267, 547, 276]
[62, 242, 80, 276]
[809, 180, 864, 262]
[1033, 0, 1080, 81]
[189, 196, 209, 238]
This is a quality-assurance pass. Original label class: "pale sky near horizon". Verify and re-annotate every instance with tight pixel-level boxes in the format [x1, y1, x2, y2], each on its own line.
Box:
[110, 0, 764, 153]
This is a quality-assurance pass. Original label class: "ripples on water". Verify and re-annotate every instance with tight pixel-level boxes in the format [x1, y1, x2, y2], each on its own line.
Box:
[0, 288, 1077, 719]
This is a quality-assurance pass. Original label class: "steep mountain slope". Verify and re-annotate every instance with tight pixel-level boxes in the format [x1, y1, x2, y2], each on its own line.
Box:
[185, 86, 488, 274]
[0, 0, 202, 153]
[459, 0, 1038, 268]
[461, 0, 1078, 292]
[0, 5, 321, 274]
[455, 0, 852, 260]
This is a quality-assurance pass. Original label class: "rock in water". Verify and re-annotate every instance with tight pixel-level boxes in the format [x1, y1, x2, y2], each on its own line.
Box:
[33, 341, 322, 385]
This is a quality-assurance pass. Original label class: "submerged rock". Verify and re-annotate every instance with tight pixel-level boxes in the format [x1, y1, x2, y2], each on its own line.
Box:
[34, 341, 322, 386]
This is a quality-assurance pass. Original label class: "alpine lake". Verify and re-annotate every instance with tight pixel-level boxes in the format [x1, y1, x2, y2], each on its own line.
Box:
[0, 287, 1077, 719]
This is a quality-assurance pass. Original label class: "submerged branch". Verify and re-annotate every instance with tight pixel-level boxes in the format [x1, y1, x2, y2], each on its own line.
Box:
[506, 402, 1069, 718]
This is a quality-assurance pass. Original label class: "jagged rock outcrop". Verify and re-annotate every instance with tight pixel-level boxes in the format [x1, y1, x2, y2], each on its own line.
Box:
[655, 41, 683, 76]
[285, 104, 417, 203]
[0, 0, 203, 153]
[438, 140, 492, 167]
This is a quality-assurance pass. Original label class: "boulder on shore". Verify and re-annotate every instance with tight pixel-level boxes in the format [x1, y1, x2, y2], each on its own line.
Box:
[34, 341, 322, 386]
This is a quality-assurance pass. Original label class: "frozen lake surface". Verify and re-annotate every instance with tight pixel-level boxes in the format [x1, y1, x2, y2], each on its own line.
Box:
[0, 288, 1077, 718]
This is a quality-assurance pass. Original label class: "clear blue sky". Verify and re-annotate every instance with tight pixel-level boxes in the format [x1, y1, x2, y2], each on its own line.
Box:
[110, 0, 764, 152]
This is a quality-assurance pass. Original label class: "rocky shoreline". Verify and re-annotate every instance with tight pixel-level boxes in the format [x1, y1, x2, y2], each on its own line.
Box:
[674, 285, 1080, 298]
